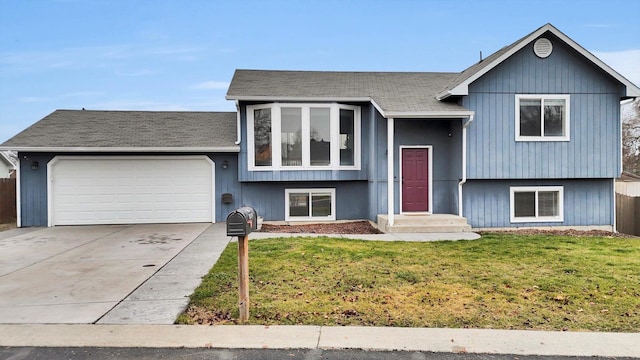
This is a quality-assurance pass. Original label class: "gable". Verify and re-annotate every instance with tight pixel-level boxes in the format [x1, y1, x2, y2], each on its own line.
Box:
[462, 30, 623, 180]
[469, 31, 624, 96]
[438, 24, 640, 99]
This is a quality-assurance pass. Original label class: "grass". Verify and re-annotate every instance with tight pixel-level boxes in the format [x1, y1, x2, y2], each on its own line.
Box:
[176, 234, 640, 332]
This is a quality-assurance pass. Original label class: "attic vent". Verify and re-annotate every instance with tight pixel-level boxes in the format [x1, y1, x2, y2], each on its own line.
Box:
[533, 38, 553, 58]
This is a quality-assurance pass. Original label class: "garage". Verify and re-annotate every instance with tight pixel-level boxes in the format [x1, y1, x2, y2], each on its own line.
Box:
[49, 156, 215, 226]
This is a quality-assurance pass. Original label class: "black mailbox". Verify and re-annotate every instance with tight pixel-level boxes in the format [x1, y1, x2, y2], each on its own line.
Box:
[226, 206, 258, 236]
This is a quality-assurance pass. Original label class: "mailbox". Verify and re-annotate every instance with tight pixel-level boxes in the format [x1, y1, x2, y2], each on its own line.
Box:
[226, 206, 258, 237]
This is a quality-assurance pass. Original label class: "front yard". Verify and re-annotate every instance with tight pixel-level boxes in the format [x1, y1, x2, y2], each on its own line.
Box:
[177, 233, 640, 332]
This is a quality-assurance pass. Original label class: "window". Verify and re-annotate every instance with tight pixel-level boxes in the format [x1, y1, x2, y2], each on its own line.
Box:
[247, 103, 360, 170]
[510, 186, 564, 223]
[281, 108, 302, 166]
[253, 108, 272, 166]
[340, 109, 355, 166]
[515, 95, 569, 141]
[285, 188, 336, 221]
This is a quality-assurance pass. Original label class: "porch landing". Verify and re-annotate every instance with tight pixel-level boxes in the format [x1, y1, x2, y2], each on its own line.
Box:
[377, 214, 472, 233]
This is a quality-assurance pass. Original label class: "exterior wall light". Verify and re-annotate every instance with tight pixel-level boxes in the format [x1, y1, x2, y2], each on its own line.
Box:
[31, 161, 39, 170]
[222, 160, 229, 169]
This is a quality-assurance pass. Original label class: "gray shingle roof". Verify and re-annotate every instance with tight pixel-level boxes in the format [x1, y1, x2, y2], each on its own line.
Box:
[0, 110, 238, 151]
[226, 70, 469, 115]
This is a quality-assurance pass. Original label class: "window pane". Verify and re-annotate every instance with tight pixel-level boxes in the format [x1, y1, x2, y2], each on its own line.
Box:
[310, 108, 331, 166]
[544, 99, 565, 136]
[254, 108, 272, 166]
[289, 193, 309, 217]
[311, 193, 332, 217]
[519, 99, 541, 136]
[281, 108, 302, 166]
[339, 109, 355, 166]
[538, 191, 559, 217]
[514, 192, 535, 217]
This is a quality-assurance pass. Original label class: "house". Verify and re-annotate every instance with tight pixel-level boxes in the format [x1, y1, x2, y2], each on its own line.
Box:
[0, 152, 16, 178]
[1, 24, 638, 230]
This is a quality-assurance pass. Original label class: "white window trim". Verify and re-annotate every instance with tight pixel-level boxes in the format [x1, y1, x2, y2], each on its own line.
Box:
[510, 186, 564, 223]
[515, 94, 570, 142]
[247, 103, 361, 171]
[285, 188, 336, 221]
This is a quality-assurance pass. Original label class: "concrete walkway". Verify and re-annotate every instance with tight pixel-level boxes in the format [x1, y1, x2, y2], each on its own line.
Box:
[97, 222, 230, 324]
[250, 230, 481, 241]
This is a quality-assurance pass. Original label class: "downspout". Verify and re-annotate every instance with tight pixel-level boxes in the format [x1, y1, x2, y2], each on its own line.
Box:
[234, 100, 241, 145]
[387, 117, 395, 226]
[612, 178, 617, 233]
[458, 114, 474, 217]
[15, 157, 21, 228]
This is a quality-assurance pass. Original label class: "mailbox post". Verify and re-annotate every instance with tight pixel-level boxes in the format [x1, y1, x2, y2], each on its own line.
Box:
[226, 207, 257, 322]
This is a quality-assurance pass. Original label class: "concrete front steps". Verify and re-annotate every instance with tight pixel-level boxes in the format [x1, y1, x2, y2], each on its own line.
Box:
[377, 214, 472, 233]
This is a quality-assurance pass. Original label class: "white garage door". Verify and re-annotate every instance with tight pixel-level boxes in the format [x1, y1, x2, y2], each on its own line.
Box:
[49, 156, 214, 226]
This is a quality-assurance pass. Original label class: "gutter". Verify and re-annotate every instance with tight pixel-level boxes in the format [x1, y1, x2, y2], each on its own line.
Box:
[0, 146, 241, 153]
[458, 114, 475, 217]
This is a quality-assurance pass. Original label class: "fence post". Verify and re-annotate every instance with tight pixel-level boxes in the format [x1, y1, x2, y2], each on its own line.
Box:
[0, 178, 17, 224]
[636, 197, 640, 236]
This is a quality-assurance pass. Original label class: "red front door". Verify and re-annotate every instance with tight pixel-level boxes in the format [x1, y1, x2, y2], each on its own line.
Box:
[402, 148, 429, 212]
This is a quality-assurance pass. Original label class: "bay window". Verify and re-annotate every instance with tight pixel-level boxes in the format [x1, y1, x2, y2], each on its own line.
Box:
[247, 103, 360, 170]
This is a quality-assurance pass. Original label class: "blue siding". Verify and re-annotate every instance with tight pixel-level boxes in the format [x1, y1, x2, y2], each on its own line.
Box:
[394, 119, 463, 214]
[364, 114, 465, 217]
[463, 32, 623, 179]
[17, 152, 241, 227]
[19, 153, 54, 227]
[463, 179, 613, 228]
[238, 102, 370, 182]
[212, 153, 242, 221]
[241, 181, 369, 221]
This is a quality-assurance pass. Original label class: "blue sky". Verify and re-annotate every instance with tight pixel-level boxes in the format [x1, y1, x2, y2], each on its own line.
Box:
[1, 0, 639, 143]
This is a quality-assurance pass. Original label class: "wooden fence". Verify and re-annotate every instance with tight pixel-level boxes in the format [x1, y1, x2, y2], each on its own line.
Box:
[0, 178, 17, 224]
[616, 193, 640, 236]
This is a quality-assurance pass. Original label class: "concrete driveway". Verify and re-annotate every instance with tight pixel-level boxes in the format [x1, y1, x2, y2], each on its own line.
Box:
[0, 223, 212, 324]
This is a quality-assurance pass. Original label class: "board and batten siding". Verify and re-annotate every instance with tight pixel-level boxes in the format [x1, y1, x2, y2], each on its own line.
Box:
[241, 181, 369, 221]
[365, 111, 465, 218]
[463, 179, 613, 228]
[18, 153, 54, 226]
[463, 32, 624, 180]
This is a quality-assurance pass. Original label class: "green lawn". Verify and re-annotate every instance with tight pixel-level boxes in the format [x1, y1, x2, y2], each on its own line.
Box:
[177, 234, 640, 332]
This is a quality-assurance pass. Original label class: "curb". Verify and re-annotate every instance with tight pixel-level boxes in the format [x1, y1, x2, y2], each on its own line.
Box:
[1, 324, 639, 357]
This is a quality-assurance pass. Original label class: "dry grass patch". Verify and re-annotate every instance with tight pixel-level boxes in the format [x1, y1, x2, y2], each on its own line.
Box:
[177, 234, 640, 332]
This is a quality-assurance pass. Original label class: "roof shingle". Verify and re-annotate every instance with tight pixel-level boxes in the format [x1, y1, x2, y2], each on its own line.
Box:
[0, 110, 238, 150]
[226, 70, 469, 114]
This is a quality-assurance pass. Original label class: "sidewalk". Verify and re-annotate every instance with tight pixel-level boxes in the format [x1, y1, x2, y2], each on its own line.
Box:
[1, 225, 638, 358]
[1, 324, 639, 357]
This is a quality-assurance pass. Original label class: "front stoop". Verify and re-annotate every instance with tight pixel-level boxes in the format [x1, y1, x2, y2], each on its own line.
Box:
[377, 214, 472, 233]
